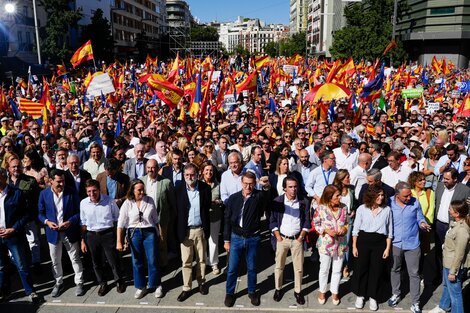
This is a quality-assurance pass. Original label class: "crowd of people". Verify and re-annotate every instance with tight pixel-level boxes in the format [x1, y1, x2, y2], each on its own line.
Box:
[0, 53, 469, 313]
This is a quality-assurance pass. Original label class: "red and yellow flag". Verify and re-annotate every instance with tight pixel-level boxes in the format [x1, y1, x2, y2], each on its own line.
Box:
[147, 77, 184, 109]
[19, 97, 44, 118]
[70, 40, 94, 68]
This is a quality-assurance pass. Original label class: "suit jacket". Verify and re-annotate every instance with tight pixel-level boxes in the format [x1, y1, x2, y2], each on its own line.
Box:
[96, 171, 130, 206]
[140, 174, 176, 226]
[435, 182, 470, 223]
[358, 182, 395, 206]
[372, 155, 388, 170]
[123, 158, 148, 180]
[268, 172, 306, 198]
[161, 164, 183, 187]
[38, 186, 81, 244]
[269, 194, 310, 232]
[64, 169, 92, 200]
[215, 149, 229, 173]
[457, 172, 470, 187]
[175, 181, 211, 243]
[8, 174, 40, 216]
[1, 185, 28, 234]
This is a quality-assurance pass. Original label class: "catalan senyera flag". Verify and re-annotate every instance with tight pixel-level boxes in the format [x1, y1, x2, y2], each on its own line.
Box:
[19, 97, 44, 118]
[70, 40, 94, 68]
[147, 77, 184, 109]
[366, 123, 376, 136]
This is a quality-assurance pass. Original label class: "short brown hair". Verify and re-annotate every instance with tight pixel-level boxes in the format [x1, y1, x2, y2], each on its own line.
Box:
[126, 179, 145, 200]
[408, 171, 425, 189]
[319, 185, 339, 206]
[85, 179, 100, 189]
[363, 185, 386, 208]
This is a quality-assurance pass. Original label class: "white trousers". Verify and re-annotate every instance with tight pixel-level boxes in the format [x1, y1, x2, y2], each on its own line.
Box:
[318, 253, 344, 294]
[48, 233, 84, 285]
[206, 220, 221, 266]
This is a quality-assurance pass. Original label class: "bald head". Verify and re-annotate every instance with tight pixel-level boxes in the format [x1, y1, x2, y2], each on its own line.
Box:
[146, 158, 159, 179]
[358, 153, 372, 170]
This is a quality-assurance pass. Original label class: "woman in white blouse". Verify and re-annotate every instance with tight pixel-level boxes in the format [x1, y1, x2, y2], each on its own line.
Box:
[117, 179, 163, 299]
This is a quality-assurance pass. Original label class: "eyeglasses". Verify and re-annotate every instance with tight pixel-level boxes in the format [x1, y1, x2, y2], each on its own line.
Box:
[32, 128, 39, 131]
[464, 163, 470, 166]
[267, 122, 274, 125]
[237, 137, 245, 141]
[284, 135, 291, 138]
[409, 155, 416, 159]
[196, 138, 203, 141]
[4, 145, 12, 149]
[262, 142, 269, 145]
[298, 131, 305, 134]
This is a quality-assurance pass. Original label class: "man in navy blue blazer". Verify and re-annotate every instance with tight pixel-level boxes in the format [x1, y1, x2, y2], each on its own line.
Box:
[38, 169, 84, 297]
[0, 168, 39, 302]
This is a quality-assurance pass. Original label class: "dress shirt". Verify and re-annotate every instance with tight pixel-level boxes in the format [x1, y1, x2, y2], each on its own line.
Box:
[151, 154, 167, 167]
[293, 162, 315, 187]
[187, 184, 202, 227]
[333, 147, 359, 171]
[80, 195, 119, 231]
[136, 160, 145, 178]
[53, 191, 64, 224]
[350, 165, 368, 199]
[389, 196, 426, 250]
[434, 154, 467, 176]
[277, 197, 305, 236]
[239, 194, 251, 227]
[220, 169, 242, 203]
[68, 171, 81, 192]
[172, 167, 182, 185]
[117, 196, 159, 229]
[305, 166, 337, 198]
[0, 189, 7, 229]
[243, 160, 265, 180]
[380, 165, 412, 189]
[352, 204, 393, 238]
[437, 186, 455, 223]
[106, 176, 117, 199]
[83, 159, 105, 179]
[146, 177, 158, 206]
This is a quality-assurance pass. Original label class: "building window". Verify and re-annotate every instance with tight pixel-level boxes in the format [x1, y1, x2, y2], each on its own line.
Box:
[430, 7, 455, 15]
[17, 31, 23, 43]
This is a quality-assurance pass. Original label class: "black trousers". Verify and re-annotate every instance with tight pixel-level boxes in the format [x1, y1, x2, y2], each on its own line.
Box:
[85, 229, 122, 285]
[352, 231, 387, 299]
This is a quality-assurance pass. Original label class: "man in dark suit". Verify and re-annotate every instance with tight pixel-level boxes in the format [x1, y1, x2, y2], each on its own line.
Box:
[270, 176, 310, 305]
[434, 168, 470, 281]
[0, 168, 39, 302]
[65, 155, 92, 200]
[38, 169, 84, 297]
[96, 158, 130, 207]
[370, 140, 388, 170]
[214, 135, 230, 174]
[160, 149, 183, 187]
[174, 163, 211, 302]
[357, 168, 395, 206]
[123, 143, 148, 180]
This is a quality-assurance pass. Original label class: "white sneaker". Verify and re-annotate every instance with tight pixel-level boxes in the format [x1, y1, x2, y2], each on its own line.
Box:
[134, 288, 147, 299]
[428, 306, 446, 313]
[369, 298, 378, 311]
[355, 296, 364, 309]
[155, 286, 163, 298]
[212, 265, 220, 275]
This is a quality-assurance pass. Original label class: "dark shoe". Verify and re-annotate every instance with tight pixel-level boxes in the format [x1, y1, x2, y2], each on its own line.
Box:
[294, 292, 305, 305]
[98, 284, 108, 297]
[75, 283, 85, 296]
[199, 283, 208, 295]
[224, 294, 235, 307]
[29, 292, 43, 304]
[273, 289, 282, 302]
[249, 292, 260, 306]
[51, 284, 63, 297]
[116, 282, 126, 294]
[32, 263, 42, 276]
[177, 290, 190, 302]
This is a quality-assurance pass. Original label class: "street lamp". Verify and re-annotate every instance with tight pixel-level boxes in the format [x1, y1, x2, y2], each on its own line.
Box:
[4, 2, 41, 64]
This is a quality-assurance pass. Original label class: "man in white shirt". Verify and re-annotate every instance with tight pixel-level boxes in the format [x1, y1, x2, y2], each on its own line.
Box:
[381, 151, 412, 189]
[350, 153, 372, 200]
[220, 152, 243, 203]
[151, 141, 167, 168]
[83, 143, 106, 179]
[80, 179, 124, 296]
[333, 135, 358, 171]
[123, 143, 148, 180]
[434, 143, 467, 177]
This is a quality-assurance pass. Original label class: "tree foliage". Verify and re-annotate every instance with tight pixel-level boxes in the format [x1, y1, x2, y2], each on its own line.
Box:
[80, 9, 114, 63]
[190, 25, 219, 42]
[330, 0, 408, 65]
[39, 0, 82, 62]
[264, 31, 306, 57]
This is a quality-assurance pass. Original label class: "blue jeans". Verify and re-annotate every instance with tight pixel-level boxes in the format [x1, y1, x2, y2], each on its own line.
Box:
[129, 227, 160, 289]
[0, 235, 34, 295]
[344, 216, 354, 265]
[438, 267, 465, 313]
[226, 233, 260, 295]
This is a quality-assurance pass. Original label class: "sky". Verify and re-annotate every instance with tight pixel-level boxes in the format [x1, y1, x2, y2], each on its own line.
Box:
[186, 0, 289, 25]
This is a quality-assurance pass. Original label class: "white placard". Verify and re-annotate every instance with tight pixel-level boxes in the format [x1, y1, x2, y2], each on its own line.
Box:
[211, 71, 221, 81]
[281, 100, 291, 107]
[451, 90, 460, 98]
[283, 65, 298, 75]
[426, 102, 439, 114]
[87, 73, 115, 98]
[223, 94, 236, 112]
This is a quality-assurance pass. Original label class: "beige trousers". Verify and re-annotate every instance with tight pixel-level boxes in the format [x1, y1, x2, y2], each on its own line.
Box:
[274, 237, 304, 293]
[180, 227, 206, 291]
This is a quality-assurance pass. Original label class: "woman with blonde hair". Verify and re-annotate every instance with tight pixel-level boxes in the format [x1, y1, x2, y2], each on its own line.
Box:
[423, 145, 441, 190]
[313, 185, 349, 305]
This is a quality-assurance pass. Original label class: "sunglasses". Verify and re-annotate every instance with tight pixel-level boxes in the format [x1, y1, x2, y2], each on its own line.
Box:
[138, 211, 143, 223]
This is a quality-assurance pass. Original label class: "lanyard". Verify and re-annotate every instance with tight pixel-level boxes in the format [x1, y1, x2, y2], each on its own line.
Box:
[322, 168, 331, 186]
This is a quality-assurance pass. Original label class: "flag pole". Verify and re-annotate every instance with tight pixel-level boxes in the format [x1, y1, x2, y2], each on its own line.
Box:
[92, 58, 97, 72]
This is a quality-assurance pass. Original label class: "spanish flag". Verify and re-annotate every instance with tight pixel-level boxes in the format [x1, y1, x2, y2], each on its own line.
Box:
[147, 76, 184, 109]
[70, 40, 94, 68]
[255, 55, 271, 69]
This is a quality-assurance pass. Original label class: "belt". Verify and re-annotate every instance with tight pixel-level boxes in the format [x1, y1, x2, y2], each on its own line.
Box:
[188, 225, 203, 229]
[87, 227, 114, 235]
[437, 220, 449, 225]
[233, 230, 260, 238]
[280, 233, 300, 240]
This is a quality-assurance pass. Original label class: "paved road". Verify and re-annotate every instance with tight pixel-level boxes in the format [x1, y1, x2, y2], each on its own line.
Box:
[1, 227, 466, 313]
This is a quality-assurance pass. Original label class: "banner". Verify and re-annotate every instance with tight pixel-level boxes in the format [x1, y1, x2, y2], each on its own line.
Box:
[87, 73, 115, 98]
[401, 88, 423, 99]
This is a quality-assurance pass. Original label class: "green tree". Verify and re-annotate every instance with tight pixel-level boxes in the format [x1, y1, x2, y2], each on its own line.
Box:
[263, 31, 306, 57]
[39, 0, 82, 62]
[234, 44, 250, 57]
[264, 41, 279, 57]
[330, 0, 408, 65]
[80, 9, 114, 62]
[190, 25, 219, 42]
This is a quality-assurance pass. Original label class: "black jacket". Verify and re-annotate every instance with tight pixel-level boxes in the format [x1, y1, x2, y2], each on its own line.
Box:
[64, 169, 92, 200]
